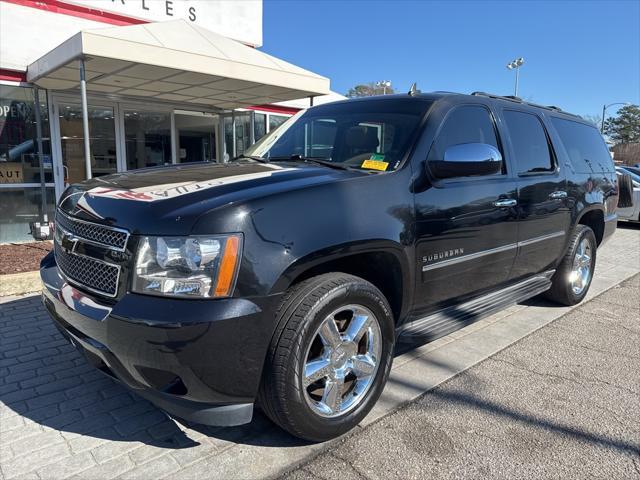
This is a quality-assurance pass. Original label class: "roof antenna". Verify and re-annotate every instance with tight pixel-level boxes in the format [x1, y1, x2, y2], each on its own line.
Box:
[408, 83, 418, 96]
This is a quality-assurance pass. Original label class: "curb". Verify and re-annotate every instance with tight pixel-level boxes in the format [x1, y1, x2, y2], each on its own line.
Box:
[0, 271, 41, 297]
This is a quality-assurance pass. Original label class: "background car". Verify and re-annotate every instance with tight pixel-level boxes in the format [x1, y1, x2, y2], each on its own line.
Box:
[616, 166, 640, 222]
[621, 165, 640, 177]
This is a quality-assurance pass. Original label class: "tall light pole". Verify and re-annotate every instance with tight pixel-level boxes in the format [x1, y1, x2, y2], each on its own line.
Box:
[601, 102, 630, 134]
[506, 57, 524, 97]
[376, 80, 392, 95]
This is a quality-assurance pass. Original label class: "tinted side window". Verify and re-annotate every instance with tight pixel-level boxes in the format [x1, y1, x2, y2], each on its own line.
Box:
[428, 105, 500, 163]
[503, 110, 554, 174]
[551, 117, 613, 173]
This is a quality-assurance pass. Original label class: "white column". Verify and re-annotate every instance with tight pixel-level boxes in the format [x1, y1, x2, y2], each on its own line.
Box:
[216, 115, 226, 163]
[33, 87, 47, 222]
[249, 110, 256, 146]
[79, 58, 92, 179]
[231, 110, 237, 159]
[170, 111, 177, 164]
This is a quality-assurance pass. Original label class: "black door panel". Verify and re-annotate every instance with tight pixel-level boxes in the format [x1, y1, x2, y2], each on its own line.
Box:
[413, 103, 518, 315]
[499, 109, 571, 278]
[512, 176, 570, 278]
[414, 179, 518, 315]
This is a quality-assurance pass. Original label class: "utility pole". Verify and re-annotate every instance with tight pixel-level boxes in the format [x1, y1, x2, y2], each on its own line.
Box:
[601, 102, 629, 134]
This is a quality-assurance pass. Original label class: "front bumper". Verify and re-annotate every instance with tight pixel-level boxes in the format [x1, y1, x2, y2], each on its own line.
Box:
[40, 252, 282, 426]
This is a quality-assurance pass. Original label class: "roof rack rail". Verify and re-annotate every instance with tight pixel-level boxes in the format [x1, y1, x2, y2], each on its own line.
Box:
[470, 91, 523, 103]
[470, 91, 581, 118]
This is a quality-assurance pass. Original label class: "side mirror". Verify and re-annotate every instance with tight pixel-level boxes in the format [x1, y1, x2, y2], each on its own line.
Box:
[428, 143, 503, 179]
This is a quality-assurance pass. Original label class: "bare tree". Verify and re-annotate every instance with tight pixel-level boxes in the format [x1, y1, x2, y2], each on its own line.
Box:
[581, 114, 602, 129]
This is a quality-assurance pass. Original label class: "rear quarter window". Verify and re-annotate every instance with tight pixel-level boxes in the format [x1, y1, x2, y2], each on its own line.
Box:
[550, 117, 614, 174]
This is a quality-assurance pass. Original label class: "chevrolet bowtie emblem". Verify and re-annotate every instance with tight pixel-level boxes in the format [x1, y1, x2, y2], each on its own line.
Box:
[60, 231, 79, 254]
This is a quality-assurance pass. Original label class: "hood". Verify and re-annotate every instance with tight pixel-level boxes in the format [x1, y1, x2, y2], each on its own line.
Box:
[58, 161, 355, 235]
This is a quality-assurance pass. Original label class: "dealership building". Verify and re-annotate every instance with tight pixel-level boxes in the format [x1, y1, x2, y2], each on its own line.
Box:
[0, 0, 342, 243]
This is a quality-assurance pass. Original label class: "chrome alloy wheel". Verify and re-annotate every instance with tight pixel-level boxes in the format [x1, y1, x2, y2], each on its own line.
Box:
[302, 305, 382, 418]
[569, 238, 592, 296]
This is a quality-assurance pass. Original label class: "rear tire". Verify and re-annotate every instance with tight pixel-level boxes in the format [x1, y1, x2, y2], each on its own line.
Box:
[259, 273, 395, 442]
[544, 225, 597, 306]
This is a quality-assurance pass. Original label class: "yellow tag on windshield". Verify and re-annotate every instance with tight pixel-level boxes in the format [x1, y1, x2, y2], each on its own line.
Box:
[361, 159, 389, 171]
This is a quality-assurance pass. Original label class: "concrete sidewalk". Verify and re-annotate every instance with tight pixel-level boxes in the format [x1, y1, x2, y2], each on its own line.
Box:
[0, 224, 638, 479]
[285, 274, 640, 480]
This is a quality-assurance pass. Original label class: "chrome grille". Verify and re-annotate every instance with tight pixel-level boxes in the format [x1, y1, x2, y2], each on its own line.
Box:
[56, 211, 129, 251]
[54, 242, 120, 297]
[53, 210, 128, 298]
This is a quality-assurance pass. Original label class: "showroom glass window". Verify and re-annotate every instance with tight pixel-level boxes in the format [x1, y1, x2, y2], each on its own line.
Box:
[58, 104, 117, 183]
[269, 114, 288, 131]
[124, 110, 172, 170]
[234, 112, 252, 156]
[254, 113, 266, 141]
[0, 84, 55, 243]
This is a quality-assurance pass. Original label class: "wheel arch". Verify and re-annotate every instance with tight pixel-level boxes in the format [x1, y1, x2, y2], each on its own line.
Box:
[575, 207, 605, 245]
[272, 241, 412, 324]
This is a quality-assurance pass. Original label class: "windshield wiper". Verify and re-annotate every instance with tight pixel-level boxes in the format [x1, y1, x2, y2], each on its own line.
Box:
[268, 155, 352, 171]
[234, 155, 270, 163]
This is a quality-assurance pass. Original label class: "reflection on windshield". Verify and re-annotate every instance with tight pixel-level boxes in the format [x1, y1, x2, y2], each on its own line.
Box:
[243, 100, 431, 172]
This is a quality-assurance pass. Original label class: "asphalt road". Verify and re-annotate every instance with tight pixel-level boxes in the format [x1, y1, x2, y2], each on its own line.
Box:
[285, 274, 640, 480]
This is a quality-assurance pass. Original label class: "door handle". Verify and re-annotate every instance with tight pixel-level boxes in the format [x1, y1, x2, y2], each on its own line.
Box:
[494, 198, 517, 208]
[549, 191, 568, 200]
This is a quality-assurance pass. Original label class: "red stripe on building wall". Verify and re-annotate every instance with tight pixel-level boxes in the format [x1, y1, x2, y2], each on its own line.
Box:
[2, 0, 147, 26]
[247, 104, 301, 115]
[0, 68, 27, 82]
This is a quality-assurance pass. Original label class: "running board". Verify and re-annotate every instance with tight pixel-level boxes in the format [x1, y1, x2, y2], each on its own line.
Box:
[398, 270, 555, 343]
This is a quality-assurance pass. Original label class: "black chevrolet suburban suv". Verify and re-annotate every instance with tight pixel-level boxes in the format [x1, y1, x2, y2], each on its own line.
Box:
[41, 92, 618, 441]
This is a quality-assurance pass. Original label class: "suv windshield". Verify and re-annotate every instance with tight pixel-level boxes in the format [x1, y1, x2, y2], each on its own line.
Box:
[243, 99, 431, 172]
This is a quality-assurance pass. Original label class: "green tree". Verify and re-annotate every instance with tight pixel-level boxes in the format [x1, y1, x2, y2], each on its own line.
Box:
[346, 82, 395, 97]
[603, 104, 640, 144]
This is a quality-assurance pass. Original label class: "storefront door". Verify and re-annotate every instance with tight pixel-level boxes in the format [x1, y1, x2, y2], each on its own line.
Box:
[174, 111, 217, 163]
[0, 85, 55, 243]
[123, 107, 173, 170]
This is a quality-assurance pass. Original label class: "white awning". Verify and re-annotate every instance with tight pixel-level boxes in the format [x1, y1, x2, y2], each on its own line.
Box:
[27, 19, 330, 110]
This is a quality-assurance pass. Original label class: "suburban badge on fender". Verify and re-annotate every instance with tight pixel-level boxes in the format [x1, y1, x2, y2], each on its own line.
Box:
[423, 248, 465, 264]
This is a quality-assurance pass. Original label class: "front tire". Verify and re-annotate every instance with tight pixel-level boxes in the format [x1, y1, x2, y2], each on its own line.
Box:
[545, 225, 597, 306]
[259, 273, 395, 441]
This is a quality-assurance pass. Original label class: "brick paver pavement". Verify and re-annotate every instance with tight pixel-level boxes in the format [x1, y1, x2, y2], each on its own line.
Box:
[1, 224, 638, 479]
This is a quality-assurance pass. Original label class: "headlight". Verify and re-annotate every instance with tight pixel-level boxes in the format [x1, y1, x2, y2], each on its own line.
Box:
[132, 234, 242, 298]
